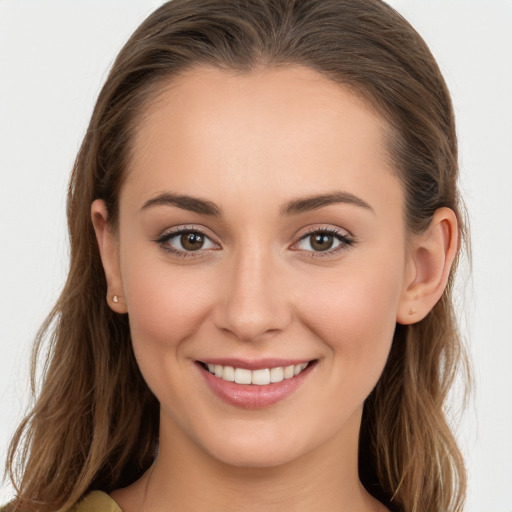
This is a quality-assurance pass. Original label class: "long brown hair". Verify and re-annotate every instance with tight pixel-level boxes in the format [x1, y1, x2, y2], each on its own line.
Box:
[5, 1, 469, 511]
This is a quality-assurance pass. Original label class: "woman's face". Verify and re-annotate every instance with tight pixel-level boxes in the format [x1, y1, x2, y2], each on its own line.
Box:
[100, 66, 414, 468]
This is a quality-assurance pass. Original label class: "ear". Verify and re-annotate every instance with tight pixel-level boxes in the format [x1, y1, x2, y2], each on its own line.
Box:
[91, 199, 127, 313]
[397, 207, 458, 325]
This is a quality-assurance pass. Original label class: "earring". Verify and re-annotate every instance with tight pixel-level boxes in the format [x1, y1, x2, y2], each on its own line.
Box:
[112, 295, 119, 303]
[409, 306, 417, 315]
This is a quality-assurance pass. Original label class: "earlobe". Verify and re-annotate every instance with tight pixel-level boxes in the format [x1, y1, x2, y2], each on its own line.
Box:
[91, 199, 127, 314]
[397, 207, 458, 325]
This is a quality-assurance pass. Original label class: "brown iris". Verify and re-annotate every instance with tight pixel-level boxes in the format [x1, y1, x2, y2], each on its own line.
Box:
[180, 232, 205, 251]
[310, 233, 335, 251]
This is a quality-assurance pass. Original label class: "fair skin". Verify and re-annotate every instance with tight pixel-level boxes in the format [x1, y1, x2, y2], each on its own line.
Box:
[92, 66, 457, 512]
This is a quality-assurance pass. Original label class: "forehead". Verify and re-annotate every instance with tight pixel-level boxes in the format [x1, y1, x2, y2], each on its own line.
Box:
[123, 65, 401, 215]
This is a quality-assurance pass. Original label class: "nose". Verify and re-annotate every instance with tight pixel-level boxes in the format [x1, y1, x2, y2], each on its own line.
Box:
[213, 245, 292, 342]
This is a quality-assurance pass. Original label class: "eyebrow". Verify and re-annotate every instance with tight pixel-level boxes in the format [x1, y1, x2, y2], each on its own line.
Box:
[141, 190, 373, 216]
[141, 192, 221, 216]
[281, 191, 374, 216]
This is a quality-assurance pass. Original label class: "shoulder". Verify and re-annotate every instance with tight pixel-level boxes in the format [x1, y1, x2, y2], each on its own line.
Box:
[70, 491, 124, 512]
[1, 491, 123, 512]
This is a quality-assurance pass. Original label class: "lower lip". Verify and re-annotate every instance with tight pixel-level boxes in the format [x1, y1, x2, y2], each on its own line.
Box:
[197, 362, 315, 409]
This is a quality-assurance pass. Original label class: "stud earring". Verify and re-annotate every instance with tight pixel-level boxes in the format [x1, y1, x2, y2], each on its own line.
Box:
[112, 295, 119, 304]
[409, 306, 417, 315]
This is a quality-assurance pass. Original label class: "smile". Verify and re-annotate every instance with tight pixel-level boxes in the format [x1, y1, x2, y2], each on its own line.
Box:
[203, 362, 310, 385]
[197, 359, 316, 409]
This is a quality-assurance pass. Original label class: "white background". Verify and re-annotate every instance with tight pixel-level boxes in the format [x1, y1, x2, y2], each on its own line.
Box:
[0, 1, 511, 510]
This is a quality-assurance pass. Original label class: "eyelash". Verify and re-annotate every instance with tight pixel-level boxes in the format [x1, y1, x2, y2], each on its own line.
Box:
[155, 226, 219, 258]
[155, 226, 355, 259]
[293, 227, 355, 257]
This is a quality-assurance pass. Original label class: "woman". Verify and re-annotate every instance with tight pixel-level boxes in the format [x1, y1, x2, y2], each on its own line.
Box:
[4, 1, 469, 511]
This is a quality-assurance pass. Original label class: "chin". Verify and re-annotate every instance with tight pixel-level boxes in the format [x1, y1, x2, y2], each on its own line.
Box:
[206, 439, 308, 469]
[190, 415, 340, 470]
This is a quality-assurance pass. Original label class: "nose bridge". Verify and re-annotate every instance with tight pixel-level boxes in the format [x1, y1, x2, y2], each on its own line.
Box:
[215, 241, 290, 341]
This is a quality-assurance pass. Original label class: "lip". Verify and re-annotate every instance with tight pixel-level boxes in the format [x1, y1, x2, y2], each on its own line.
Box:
[196, 359, 317, 409]
[199, 357, 312, 370]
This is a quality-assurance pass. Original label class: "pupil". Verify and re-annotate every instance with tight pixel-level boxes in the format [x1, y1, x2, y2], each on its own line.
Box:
[181, 232, 204, 251]
[311, 233, 333, 251]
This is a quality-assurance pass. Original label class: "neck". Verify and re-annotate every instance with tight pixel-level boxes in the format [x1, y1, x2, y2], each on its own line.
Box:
[117, 408, 385, 512]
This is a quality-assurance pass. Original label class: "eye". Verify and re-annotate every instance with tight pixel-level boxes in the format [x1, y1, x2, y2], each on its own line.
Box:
[156, 228, 218, 255]
[294, 228, 354, 254]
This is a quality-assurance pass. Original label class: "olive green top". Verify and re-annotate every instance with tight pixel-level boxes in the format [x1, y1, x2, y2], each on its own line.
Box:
[72, 491, 123, 512]
[1, 491, 122, 512]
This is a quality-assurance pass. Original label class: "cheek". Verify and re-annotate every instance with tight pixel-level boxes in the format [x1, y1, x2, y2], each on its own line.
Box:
[120, 254, 220, 423]
[120, 252, 215, 357]
[296, 257, 404, 389]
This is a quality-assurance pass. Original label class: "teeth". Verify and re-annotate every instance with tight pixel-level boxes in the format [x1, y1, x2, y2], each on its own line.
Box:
[294, 363, 308, 376]
[205, 362, 310, 385]
[252, 369, 270, 385]
[223, 366, 235, 382]
[270, 367, 284, 383]
[284, 365, 295, 379]
[234, 368, 252, 384]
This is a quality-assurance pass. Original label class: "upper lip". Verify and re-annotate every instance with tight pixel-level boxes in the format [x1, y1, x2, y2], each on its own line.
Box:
[197, 358, 315, 370]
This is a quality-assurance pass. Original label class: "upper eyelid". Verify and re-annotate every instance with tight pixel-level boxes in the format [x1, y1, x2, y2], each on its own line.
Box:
[294, 224, 353, 241]
[157, 225, 217, 241]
